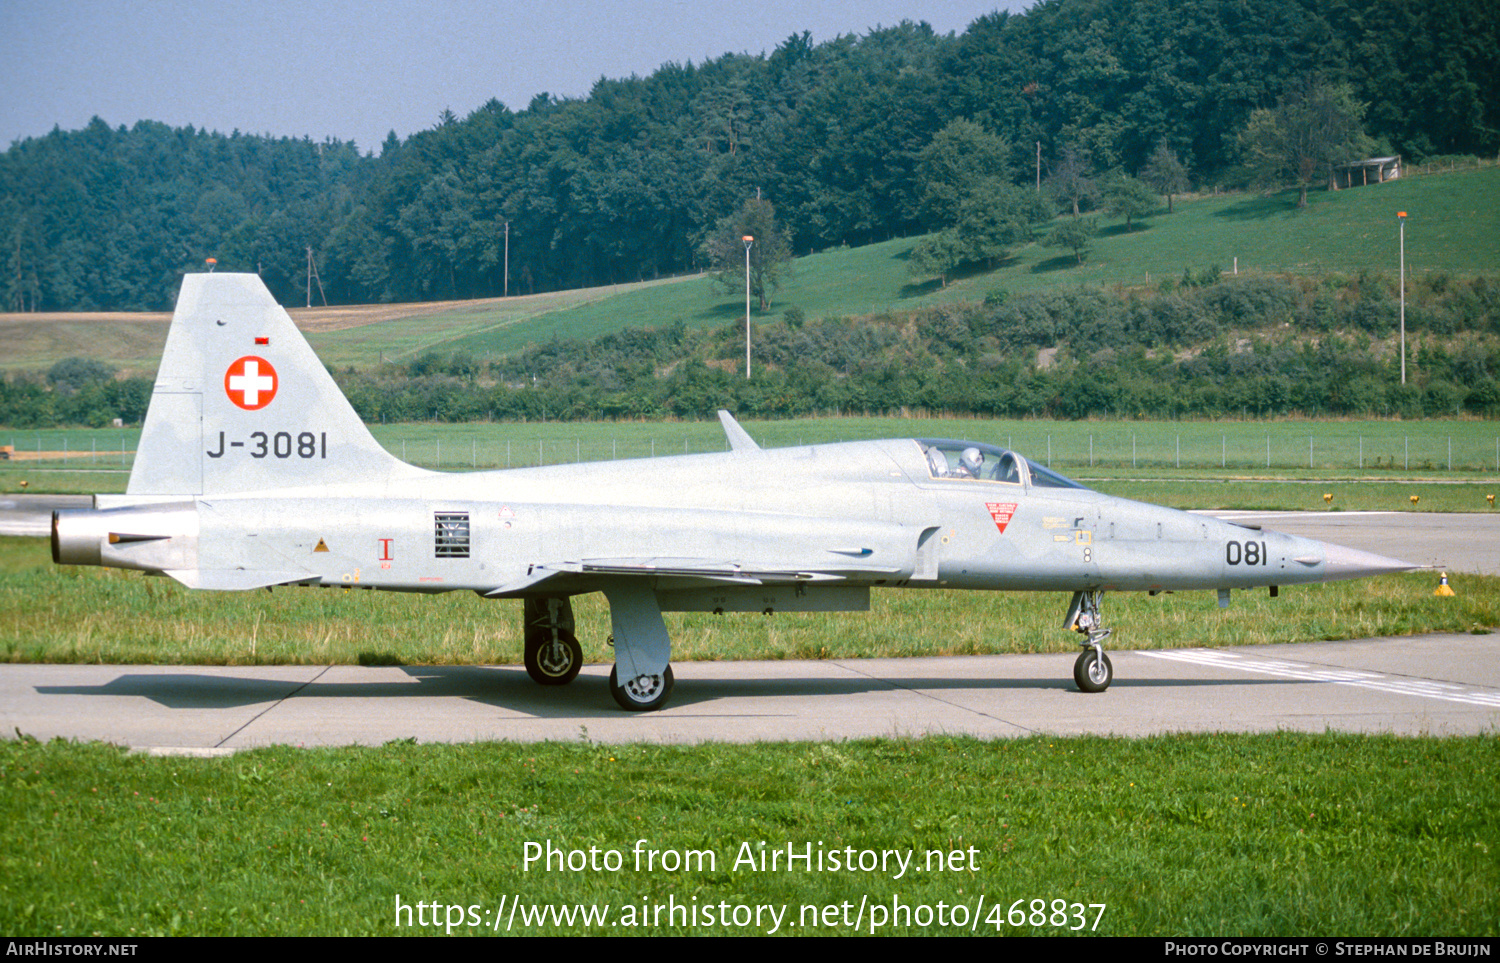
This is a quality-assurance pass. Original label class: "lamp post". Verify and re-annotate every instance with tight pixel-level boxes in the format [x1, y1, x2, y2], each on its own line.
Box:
[743, 235, 754, 379]
[1397, 211, 1406, 385]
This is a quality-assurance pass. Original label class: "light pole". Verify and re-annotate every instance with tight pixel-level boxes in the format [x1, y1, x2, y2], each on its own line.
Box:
[1397, 211, 1406, 385]
[742, 234, 754, 379]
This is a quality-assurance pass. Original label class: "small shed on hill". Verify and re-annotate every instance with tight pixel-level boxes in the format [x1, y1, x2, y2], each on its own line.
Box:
[1335, 157, 1401, 189]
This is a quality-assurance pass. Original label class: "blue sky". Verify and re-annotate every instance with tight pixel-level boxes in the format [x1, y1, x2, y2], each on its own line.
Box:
[1, 0, 1033, 154]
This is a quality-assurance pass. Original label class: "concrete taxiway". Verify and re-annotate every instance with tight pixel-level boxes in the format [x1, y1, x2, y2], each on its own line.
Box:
[2, 633, 1495, 751]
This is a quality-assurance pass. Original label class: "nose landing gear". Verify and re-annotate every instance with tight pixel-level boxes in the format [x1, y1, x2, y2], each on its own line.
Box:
[1066, 590, 1113, 693]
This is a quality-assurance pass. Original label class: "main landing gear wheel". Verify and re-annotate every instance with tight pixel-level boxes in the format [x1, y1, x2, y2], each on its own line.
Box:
[1074, 649, 1113, 693]
[609, 664, 674, 712]
[524, 631, 582, 686]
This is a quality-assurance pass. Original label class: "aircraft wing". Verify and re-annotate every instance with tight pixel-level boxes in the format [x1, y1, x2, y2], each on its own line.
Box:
[484, 555, 904, 597]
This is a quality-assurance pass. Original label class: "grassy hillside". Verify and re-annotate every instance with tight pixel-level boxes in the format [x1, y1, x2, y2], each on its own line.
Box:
[0, 313, 172, 376]
[453, 165, 1499, 356]
[304, 276, 693, 368]
[1, 166, 1495, 373]
[0, 278, 702, 375]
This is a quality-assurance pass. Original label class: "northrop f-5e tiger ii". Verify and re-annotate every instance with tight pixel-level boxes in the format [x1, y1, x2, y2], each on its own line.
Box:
[52, 274, 1414, 710]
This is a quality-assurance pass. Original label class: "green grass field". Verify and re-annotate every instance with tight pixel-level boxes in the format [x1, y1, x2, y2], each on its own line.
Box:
[0, 277, 702, 374]
[2, 733, 1495, 936]
[0, 315, 172, 377]
[435, 236, 939, 358]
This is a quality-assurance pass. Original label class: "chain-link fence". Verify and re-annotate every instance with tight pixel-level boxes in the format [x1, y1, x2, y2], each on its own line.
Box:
[10, 421, 1500, 475]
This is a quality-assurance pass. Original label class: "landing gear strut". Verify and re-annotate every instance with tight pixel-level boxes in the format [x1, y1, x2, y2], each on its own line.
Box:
[523, 597, 582, 686]
[520, 588, 678, 711]
[603, 583, 674, 712]
[1066, 590, 1113, 693]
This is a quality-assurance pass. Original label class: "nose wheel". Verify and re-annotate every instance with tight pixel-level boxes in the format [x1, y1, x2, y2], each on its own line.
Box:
[1066, 590, 1114, 693]
[1073, 649, 1113, 693]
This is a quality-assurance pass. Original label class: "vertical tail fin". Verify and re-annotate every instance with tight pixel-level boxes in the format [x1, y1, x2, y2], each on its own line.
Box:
[128, 273, 421, 496]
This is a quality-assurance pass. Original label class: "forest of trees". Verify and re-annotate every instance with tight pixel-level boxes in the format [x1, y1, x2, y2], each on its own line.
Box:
[3, 0, 1497, 312]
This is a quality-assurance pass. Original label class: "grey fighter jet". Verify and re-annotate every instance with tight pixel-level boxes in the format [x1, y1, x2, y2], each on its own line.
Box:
[52, 274, 1414, 710]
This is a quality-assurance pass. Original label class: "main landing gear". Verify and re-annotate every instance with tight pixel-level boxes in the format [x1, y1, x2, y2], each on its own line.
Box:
[521, 589, 676, 712]
[523, 597, 582, 686]
[609, 664, 674, 712]
[1066, 590, 1114, 693]
[602, 583, 674, 712]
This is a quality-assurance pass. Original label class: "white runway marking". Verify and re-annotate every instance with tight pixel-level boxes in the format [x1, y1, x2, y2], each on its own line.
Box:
[1141, 649, 1500, 707]
[1201, 510, 1406, 518]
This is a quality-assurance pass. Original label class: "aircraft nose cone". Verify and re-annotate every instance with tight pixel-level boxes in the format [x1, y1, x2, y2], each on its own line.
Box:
[1319, 541, 1416, 580]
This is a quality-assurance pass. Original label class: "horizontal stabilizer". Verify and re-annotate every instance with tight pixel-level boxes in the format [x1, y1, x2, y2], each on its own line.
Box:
[717, 410, 761, 452]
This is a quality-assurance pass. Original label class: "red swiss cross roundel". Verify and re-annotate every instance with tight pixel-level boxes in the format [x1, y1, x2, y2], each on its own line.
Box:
[224, 356, 278, 410]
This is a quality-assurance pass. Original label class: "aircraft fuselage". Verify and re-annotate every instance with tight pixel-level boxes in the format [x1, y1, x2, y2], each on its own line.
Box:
[71, 438, 1351, 601]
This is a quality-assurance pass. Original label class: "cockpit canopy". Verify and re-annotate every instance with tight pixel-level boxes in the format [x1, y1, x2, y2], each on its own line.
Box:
[917, 439, 1088, 490]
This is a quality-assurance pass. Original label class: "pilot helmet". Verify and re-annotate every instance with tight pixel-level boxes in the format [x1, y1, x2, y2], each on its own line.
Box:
[960, 447, 983, 475]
